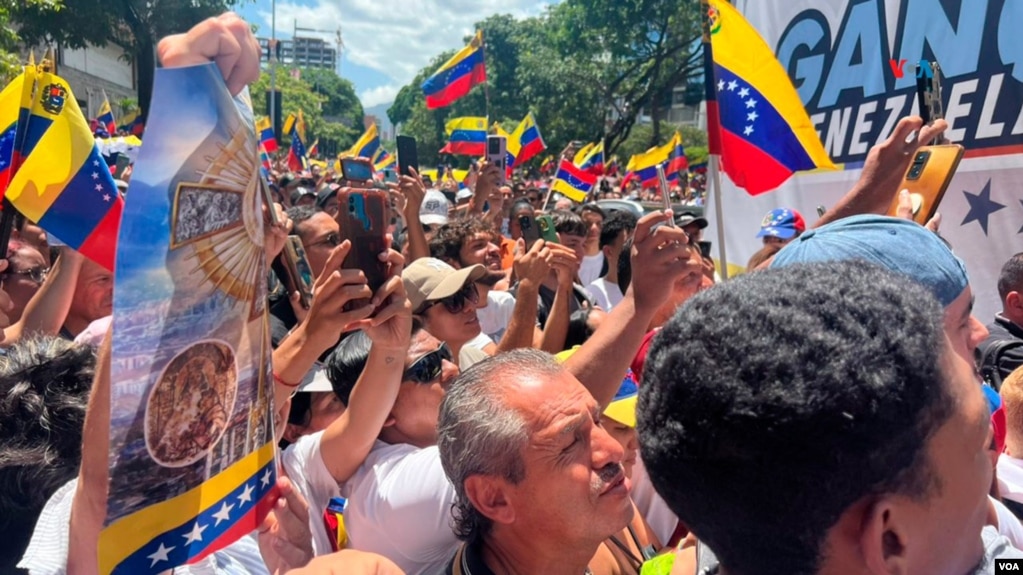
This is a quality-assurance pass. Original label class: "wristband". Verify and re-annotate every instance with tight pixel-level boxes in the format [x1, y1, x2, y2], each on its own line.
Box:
[273, 372, 301, 388]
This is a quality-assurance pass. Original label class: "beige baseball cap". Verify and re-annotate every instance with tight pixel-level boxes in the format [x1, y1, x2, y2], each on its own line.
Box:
[402, 257, 486, 312]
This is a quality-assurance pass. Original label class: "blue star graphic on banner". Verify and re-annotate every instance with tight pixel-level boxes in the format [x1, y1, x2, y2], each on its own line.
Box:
[960, 180, 1004, 236]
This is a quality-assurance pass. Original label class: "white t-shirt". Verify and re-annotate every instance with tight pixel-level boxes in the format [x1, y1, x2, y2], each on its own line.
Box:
[465, 332, 494, 351]
[579, 252, 606, 287]
[280, 431, 342, 557]
[587, 277, 624, 311]
[630, 458, 678, 545]
[998, 454, 1023, 505]
[477, 290, 517, 343]
[338, 442, 460, 575]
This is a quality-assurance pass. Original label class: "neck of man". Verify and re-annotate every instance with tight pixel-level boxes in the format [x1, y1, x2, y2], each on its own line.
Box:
[63, 313, 92, 338]
[481, 529, 596, 575]
[584, 240, 600, 257]
[1002, 308, 1023, 330]
[1006, 435, 1023, 459]
[603, 255, 618, 284]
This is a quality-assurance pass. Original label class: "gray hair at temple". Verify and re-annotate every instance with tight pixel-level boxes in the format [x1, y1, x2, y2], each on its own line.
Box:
[437, 348, 562, 544]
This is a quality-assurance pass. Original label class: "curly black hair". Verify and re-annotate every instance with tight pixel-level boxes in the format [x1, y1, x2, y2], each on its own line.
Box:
[428, 216, 496, 266]
[637, 260, 954, 575]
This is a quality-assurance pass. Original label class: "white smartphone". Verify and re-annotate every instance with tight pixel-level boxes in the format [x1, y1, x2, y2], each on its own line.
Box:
[487, 135, 507, 185]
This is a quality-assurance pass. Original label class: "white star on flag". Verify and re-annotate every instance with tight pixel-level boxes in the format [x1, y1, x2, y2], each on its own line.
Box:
[260, 468, 273, 488]
[182, 521, 207, 545]
[95, 184, 103, 192]
[238, 483, 254, 505]
[91, 172, 98, 179]
[103, 194, 111, 202]
[744, 125, 754, 136]
[745, 99, 758, 109]
[738, 87, 750, 98]
[147, 543, 174, 567]
[212, 501, 234, 526]
[717, 79, 725, 91]
[92, 160, 99, 167]
[747, 111, 759, 122]
[727, 80, 738, 91]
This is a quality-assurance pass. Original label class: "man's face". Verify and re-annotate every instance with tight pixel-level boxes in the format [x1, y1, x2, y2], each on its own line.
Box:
[422, 282, 482, 348]
[603, 230, 628, 263]
[2, 246, 47, 319]
[389, 330, 459, 448]
[604, 418, 638, 479]
[682, 223, 703, 243]
[297, 212, 340, 279]
[558, 233, 587, 265]
[942, 286, 989, 364]
[527, 193, 543, 210]
[460, 232, 501, 272]
[500, 186, 513, 201]
[502, 369, 634, 545]
[762, 235, 793, 247]
[582, 212, 603, 248]
[70, 258, 113, 322]
[893, 340, 992, 575]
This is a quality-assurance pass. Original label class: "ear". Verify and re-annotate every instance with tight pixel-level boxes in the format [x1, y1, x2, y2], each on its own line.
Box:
[381, 414, 397, 429]
[464, 475, 515, 527]
[859, 496, 910, 575]
[442, 257, 461, 269]
[1008, 291, 1022, 312]
[283, 423, 305, 444]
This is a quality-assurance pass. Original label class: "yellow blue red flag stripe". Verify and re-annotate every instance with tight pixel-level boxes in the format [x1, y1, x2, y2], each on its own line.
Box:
[348, 124, 380, 159]
[512, 112, 546, 165]
[552, 159, 597, 203]
[256, 117, 277, 154]
[440, 116, 487, 156]
[97, 93, 116, 134]
[422, 31, 486, 109]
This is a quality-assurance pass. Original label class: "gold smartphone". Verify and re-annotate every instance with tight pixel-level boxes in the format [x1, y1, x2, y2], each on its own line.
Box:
[886, 144, 964, 225]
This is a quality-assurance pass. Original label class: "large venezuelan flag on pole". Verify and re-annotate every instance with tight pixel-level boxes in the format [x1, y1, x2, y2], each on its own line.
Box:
[421, 31, 487, 109]
[100, 62, 277, 575]
[440, 116, 487, 156]
[5, 66, 124, 270]
[705, 0, 834, 195]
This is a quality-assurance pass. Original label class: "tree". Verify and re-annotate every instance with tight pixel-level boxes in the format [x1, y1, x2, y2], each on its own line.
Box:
[0, 0, 60, 83]
[299, 67, 364, 129]
[616, 123, 708, 167]
[250, 68, 360, 155]
[12, 0, 241, 121]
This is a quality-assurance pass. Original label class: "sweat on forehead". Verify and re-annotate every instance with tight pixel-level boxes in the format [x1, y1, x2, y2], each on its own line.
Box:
[770, 215, 968, 307]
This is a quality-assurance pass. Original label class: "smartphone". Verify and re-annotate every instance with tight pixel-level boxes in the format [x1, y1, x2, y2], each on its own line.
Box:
[698, 241, 712, 260]
[114, 155, 131, 179]
[656, 165, 675, 226]
[396, 135, 418, 177]
[518, 214, 542, 248]
[487, 135, 507, 185]
[272, 236, 314, 309]
[536, 214, 559, 244]
[338, 189, 389, 311]
[339, 158, 375, 188]
[916, 60, 947, 144]
[382, 168, 398, 184]
[886, 144, 964, 225]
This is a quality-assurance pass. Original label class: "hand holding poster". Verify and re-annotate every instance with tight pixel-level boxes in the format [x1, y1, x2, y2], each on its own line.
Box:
[99, 63, 276, 574]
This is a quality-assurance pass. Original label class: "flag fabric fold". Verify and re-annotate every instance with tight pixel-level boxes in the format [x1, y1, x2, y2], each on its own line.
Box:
[626, 140, 674, 188]
[552, 159, 597, 203]
[116, 109, 144, 136]
[255, 117, 277, 154]
[97, 91, 116, 134]
[440, 117, 487, 156]
[371, 147, 395, 171]
[348, 124, 380, 159]
[666, 132, 688, 180]
[576, 141, 604, 174]
[4, 66, 124, 270]
[511, 112, 546, 166]
[421, 31, 487, 109]
[706, 0, 834, 194]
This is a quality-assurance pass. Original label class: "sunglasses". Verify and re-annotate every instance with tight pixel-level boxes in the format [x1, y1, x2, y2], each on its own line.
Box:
[419, 283, 479, 315]
[403, 343, 453, 384]
[2, 266, 49, 284]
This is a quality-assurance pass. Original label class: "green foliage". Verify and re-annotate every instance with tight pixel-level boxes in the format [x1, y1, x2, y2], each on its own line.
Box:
[616, 122, 708, 166]
[250, 67, 360, 154]
[11, 0, 242, 116]
[388, 0, 706, 168]
[0, 0, 61, 83]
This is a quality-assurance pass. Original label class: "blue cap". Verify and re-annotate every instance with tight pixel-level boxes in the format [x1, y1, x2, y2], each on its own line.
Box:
[756, 208, 806, 239]
[770, 215, 968, 307]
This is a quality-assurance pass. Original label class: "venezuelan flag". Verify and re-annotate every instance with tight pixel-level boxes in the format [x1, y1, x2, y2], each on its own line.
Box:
[255, 117, 277, 154]
[605, 155, 619, 176]
[573, 143, 594, 166]
[372, 148, 395, 172]
[307, 139, 319, 158]
[626, 140, 674, 188]
[6, 68, 124, 270]
[539, 155, 555, 174]
[577, 141, 604, 174]
[422, 31, 487, 109]
[706, 0, 834, 194]
[512, 112, 546, 165]
[97, 91, 116, 134]
[282, 110, 307, 143]
[0, 69, 29, 195]
[666, 132, 688, 180]
[287, 132, 307, 172]
[552, 159, 597, 203]
[116, 109, 144, 136]
[440, 116, 486, 156]
[348, 124, 380, 159]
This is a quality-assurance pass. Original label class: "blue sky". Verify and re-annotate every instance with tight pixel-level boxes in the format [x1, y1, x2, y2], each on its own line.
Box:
[238, 0, 552, 110]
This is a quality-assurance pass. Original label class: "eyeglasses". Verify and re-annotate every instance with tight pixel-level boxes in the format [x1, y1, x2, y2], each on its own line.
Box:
[403, 343, 453, 384]
[419, 283, 479, 315]
[307, 232, 341, 249]
[2, 266, 49, 284]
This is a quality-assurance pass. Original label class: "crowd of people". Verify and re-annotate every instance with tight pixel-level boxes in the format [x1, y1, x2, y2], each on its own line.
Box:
[4, 12, 1023, 575]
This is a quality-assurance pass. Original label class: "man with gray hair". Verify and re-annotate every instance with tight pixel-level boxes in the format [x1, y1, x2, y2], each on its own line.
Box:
[437, 349, 635, 574]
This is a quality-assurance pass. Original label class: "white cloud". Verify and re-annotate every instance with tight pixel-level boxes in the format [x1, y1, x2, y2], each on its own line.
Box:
[257, 0, 548, 106]
[359, 84, 401, 108]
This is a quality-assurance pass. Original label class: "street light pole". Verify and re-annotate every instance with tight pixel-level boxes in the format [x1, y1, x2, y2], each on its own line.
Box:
[269, 0, 277, 139]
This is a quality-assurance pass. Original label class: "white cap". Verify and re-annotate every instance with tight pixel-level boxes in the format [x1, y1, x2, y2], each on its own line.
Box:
[297, 364, 333, 393]
[455, 189, 473, 201]
[420, 189, 451, 226]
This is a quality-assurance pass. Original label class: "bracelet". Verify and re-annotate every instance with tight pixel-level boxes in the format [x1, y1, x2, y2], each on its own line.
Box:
[273, 372, 301, 388]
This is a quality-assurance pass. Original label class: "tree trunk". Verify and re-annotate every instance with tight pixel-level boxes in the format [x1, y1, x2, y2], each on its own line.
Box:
[649, 90, 661, 147]
[135, 34, 155, 123]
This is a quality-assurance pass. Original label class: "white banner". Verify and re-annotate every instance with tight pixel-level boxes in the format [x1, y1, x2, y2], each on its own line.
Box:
[709, 0, 1023, 322]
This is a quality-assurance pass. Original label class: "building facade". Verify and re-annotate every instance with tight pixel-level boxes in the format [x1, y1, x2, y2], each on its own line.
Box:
[258, 36, 337, 70]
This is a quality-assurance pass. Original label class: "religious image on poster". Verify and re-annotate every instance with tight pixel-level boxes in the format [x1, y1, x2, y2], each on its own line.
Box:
[704, 0, 1023, 321]
[97, 63, 277, 574]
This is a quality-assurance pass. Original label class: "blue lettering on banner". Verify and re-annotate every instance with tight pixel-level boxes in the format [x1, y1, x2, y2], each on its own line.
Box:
[775, 0, 1023, 164]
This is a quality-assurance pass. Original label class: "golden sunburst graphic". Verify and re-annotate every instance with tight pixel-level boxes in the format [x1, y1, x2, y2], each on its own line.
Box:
[170, 128, 266, 318]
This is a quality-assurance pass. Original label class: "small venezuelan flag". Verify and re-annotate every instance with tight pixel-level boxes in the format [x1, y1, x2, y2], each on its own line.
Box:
[576, 141, 604, 175]
[97, 91, 116, 134]
[512, 112, 546, 165]
[421, 31, 487, 109]
[348, 124, 380, 160]
[256, 117, 277, 154]
[440, 117, 487, 156]
[5, 66, 124, 270]
[552, 159, 597, 203]
[626, 140, 674, 188]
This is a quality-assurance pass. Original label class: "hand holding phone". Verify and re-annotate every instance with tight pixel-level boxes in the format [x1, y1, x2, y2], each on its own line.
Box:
[916, 61, 948, 145]
[519, 214, 542, 249]
[487, 135, 507, 186]
[396, 135, 418, 177]
[886, 144, 963, 225]
[537, 215, 559, 244]
[337, 189, 389, 311]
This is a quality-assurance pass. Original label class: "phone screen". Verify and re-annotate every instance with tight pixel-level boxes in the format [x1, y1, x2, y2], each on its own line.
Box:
[396, 135, 418, 177]
[341, 159, 374, 182]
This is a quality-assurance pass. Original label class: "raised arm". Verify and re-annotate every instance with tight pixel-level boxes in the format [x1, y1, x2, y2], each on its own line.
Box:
[5, 247, 85, 344]
[494, 238, 550, 353]
[399, 167, 431, 262]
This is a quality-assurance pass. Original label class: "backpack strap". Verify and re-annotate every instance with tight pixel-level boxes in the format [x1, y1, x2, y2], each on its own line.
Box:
[980, 339, 1023, 391]
[695, 541, 720, 575]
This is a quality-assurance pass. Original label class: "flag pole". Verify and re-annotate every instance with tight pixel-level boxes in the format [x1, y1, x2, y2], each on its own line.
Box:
[701, 0, 729, 280]
[708, 155, 729, 279]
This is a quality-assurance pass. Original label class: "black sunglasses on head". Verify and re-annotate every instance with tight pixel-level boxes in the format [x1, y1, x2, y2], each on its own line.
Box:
[403, 343, 454, 384]
[419, 283, 479, 315]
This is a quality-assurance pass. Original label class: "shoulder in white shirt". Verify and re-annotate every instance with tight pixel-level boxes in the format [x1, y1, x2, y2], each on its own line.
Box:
[586, 277, 624, 311]
[281, 431, 343, 557]
[579, 252, 606, 287]
[340, 442, 459, 575]
[477, 290, 517, 343]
